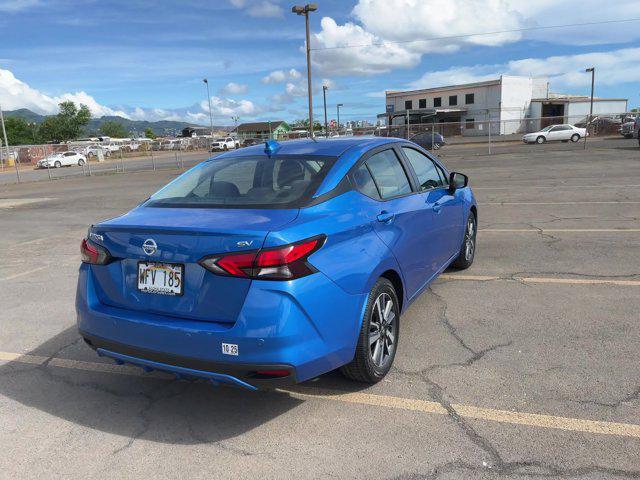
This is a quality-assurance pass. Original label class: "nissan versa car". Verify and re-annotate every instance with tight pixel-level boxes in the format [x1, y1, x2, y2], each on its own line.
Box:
[77, 137, 477, 390]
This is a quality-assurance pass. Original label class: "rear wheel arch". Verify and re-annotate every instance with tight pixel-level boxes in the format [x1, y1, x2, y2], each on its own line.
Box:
[380, 269, 404, 313]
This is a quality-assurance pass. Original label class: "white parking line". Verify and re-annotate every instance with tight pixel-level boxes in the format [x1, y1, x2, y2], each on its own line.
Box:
[480, 228, 640, 233]
[1, 350, 639, 439]
[474, 184, 640, 190]
[0, 266, 48, 282]
[480, 201, 640, 206]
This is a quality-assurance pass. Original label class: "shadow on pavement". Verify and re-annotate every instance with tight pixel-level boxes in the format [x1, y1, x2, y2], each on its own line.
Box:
[0, 326, 371, 446]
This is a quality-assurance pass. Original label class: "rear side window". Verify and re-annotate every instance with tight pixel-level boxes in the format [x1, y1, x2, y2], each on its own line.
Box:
[365, 149, 411, 199]
[146, 155, 335, 208]
[402, 147, 443, 190]
[352, 164, 380, 199]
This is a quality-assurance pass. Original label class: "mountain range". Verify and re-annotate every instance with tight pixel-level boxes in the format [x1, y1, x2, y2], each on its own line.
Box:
[3, 108, 227, 136]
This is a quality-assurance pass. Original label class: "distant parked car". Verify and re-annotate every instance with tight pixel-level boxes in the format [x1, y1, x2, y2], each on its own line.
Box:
[522, 124, 587, 144]
[241, 137, 263, 148]
[36, 151, 86, 169]
[84, 145, 110, 158]
[211, 137, 240, 151]
[410, 132, 446, 150]
[620, 116, 638, 139]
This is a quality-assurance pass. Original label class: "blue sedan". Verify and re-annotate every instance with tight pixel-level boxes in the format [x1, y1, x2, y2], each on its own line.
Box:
[77, 137, 477, 389]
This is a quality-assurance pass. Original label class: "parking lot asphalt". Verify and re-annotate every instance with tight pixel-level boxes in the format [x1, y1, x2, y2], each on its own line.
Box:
[1, 144, 639, 479]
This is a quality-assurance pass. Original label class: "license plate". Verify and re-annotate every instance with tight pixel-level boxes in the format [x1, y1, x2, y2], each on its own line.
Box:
[137, 262, 183, 296]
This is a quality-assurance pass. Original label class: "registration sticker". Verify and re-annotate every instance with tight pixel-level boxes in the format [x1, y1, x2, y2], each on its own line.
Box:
[222, 343, 238, 356]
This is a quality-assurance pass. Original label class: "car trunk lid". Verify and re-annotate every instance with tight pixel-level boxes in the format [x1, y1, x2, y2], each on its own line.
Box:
[89, 206, 299, 323]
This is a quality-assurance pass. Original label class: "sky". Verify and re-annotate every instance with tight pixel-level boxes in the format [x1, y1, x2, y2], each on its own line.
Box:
[1, 0, 639, 125]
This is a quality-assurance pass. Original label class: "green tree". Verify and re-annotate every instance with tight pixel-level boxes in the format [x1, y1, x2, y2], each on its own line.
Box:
[144, 127, 156, 139]
[38, 101, 91, 142]
[293, 118, 322, 131]
[100, 120, 129, 138]
[2, 117, 39, 145]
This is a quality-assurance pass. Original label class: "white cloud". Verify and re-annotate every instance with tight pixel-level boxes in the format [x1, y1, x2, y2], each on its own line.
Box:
[310, 0, 640, 77]
[312, 17, 421, 76]
[228, 0, 283, 18]
[219, 82, 248, 95]
[0, 68, 129, 117]
[261, 68, 302, 84]
[0, 0, 41, 12]
[0, 68, 261, 123]
[200, 96, 260, 117]
[408, 47, 640, 91]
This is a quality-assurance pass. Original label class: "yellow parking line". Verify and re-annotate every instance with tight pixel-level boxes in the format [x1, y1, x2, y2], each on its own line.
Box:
[0, 266, 48, 282]
[480, 228, 640, 233]
[438, 274, 640, 286]
[1, 351, 639, 438]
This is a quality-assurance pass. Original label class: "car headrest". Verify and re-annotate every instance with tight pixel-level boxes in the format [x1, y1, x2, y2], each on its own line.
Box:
[210, 181, 240, 197]
[277, 161, 304, 188]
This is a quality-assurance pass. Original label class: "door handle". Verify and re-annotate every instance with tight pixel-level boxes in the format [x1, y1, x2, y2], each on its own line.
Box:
[377, 211, 395, 223]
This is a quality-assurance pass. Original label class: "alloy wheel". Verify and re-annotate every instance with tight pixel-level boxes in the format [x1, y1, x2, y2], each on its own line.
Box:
[464, 216, 476, 261]
[369, 292, 397, 368]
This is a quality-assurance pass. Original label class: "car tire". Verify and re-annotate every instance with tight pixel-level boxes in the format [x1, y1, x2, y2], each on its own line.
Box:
[340, 278, 399, 384]
[54, 161, 62, 168]
[451, 211, 477, 270]
[624, 134, 633, 139]
[570, 134, 580, 142]
[78, 159, 85, 166]
[433, 142, 441, 150]
[224, 145, 228, 151]
[536, 136, 546, 144]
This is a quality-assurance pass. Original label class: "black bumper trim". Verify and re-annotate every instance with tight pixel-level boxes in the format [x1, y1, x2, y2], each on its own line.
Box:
[79, 330, 297, 389]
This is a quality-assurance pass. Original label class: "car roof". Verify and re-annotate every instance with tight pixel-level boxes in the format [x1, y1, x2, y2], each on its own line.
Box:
[215, 136, 402, 159]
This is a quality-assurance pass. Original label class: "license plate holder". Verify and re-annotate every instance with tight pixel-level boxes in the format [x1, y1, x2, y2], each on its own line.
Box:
[137, 261, 184, 296]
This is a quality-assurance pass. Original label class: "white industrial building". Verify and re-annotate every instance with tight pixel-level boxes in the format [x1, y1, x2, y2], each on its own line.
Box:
[383, 75, 628, 136]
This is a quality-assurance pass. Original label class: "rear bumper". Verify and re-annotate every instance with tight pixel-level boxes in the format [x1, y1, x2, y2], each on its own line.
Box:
[76, 264, 367, 389]
[81, 333, 296, 389]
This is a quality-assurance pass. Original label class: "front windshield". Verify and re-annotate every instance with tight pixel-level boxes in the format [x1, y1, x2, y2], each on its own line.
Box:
[146, 155, 336, 208]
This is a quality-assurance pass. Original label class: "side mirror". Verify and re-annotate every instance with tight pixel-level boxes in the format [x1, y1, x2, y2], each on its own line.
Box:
[448, 172, 468, 192]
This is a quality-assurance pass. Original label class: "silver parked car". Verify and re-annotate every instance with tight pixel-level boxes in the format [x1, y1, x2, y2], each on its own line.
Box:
[620, 116, 638, 139]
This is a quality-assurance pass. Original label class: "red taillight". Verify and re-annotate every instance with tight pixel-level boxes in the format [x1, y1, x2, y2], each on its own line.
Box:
[81, 238, 112, 265]
[199, 235, 326, 281]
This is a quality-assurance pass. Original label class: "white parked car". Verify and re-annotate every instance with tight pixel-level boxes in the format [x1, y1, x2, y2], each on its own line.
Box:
[83, 145, 111, 158]
[523, 124, 587, 144]
[211, 137, 239, 151]
[36, 151, 87, 169]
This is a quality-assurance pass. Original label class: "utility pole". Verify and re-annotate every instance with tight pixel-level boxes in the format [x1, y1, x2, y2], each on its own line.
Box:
[203, 78, 214, 138]
[584, 67, 595, 150]
[292, 4, 317, 138]
[322, 85, 328, 138]
[0, 104, 20, 182]
[337, 103, 343, 136]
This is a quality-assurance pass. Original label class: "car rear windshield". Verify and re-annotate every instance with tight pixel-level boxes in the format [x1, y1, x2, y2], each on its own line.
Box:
[145, 155, 336, 208]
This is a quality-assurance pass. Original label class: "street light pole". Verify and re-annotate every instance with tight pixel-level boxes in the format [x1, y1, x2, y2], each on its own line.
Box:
[337, 103, 343, 136]
[292, 4, 317, 138]
[0, 104, 20, 182]
[322, 85, 328, 138]
[203, 78, 214, 138]
[584, 67, 595, 150]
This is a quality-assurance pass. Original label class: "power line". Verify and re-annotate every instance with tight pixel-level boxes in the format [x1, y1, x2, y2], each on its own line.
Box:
[310, 18, 640, 51]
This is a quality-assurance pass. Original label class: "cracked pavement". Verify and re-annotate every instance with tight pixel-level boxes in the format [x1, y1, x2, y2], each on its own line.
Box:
[1, 145, 639, 479]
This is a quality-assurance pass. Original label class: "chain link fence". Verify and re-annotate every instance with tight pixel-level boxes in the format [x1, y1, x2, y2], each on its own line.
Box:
[1, 112, 637, 184]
